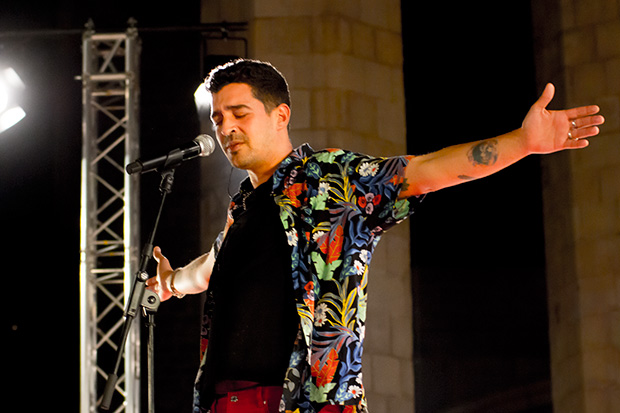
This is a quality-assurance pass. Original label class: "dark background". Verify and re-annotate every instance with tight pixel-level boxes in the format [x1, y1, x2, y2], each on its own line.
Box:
[2, 1, 550, 412]
[404, 2, 551, 412]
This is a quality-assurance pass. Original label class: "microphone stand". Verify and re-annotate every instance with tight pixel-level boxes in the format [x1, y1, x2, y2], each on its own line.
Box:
[101, 149, 185, 412]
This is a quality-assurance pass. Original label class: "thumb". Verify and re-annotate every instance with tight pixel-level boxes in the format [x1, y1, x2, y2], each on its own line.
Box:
[153, 246, 165, 263]
[535, 83, 555, 110]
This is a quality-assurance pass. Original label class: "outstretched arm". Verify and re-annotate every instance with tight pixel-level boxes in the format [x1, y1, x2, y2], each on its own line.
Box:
[400, 83, 605, 197]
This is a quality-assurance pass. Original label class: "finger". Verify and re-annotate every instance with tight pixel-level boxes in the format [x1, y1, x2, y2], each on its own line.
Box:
[566, 138, 589, 149]
[535, 83, 555, 109]
[576, 125, 601, 139]
[565, 104, 601, 120]
[579, 114, 605, 128]
[569, 115, 603, 130]
[566, 125, 599, 147]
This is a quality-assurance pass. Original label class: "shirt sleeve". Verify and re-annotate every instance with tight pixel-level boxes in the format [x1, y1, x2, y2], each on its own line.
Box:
[342, 151, 424, 234]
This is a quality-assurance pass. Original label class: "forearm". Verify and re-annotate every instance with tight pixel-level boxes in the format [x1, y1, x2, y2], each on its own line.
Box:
[167, 248, 214, 295]
[403, 128, 529, 196]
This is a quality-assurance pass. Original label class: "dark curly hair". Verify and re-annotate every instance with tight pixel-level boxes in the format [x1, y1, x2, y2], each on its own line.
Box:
[205, 58, 291, 112]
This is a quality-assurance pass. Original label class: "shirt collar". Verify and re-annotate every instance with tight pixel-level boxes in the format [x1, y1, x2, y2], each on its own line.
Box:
[231, 143, 314, 211]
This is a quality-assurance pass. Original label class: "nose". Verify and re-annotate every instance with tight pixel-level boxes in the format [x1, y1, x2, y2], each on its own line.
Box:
[219, 115, 238, 138]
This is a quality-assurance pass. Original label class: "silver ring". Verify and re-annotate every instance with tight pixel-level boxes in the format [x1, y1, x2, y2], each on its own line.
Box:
[571, 120, 578, 129]
[568, 131, 576, 140]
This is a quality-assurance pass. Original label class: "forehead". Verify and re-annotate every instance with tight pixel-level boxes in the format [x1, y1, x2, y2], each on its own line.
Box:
[211, 83, 258, 109]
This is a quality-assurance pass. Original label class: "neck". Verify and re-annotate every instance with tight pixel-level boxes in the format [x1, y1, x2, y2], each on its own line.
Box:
[248, 166, 277, 188]
[247, 141, 293, 188]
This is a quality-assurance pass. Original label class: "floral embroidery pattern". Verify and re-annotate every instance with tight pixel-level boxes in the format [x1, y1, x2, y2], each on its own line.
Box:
[194, 144, 422, 413]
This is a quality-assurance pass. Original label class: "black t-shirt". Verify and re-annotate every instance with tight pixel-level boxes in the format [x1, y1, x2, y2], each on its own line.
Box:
[206, 180, 299, 385]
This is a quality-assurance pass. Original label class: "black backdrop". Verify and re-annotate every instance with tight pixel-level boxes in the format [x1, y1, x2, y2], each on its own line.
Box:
[403, 2, 551, 412]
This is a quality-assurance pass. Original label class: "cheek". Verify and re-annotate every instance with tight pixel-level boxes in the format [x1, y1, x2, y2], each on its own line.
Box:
[215, 134, 226, 149]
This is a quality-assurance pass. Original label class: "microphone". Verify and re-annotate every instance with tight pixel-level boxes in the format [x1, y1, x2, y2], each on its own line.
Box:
[126, 134, 216, 175]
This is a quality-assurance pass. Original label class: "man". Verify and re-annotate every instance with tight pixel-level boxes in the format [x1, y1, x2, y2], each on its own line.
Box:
[146, 59, 604, 413]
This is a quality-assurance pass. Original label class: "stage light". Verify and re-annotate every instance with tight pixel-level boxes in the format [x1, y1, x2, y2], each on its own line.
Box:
[193, 82, 211, 111]
[0, 66, 26, 134]
[194, 82, 215, 133]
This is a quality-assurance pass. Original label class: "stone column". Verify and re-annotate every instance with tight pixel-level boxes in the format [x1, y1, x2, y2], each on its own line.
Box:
[532, 1, 620, 411]
[200, 1, 415, 411]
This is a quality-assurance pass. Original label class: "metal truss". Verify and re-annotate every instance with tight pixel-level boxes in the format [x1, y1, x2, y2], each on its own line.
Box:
[77, 19, 249, 413]
[79, 21, 141, 413]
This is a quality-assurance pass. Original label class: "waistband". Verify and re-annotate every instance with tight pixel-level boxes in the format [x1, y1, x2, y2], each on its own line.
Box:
[214, 380, 265, 396]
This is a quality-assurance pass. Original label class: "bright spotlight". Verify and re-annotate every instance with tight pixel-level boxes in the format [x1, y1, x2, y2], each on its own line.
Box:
[193, 82, 211, 111]
[0, 106, 26, 133]
[0, 66, 27, 134]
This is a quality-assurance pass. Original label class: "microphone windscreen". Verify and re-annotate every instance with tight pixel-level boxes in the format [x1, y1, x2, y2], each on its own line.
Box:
[195, 134, 216, 157]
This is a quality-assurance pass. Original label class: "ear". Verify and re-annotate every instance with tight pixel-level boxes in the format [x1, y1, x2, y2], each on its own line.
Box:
[274, 103, 291, 131]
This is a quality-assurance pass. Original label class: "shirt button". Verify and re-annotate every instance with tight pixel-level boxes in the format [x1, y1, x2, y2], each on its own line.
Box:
[230, 395, 239, 402]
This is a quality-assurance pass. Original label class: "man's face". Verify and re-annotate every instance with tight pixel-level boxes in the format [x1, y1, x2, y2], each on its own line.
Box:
[210, 82, 282, 172]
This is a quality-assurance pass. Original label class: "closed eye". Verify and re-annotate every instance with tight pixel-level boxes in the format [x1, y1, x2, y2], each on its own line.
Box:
[210, 111, 222, 126]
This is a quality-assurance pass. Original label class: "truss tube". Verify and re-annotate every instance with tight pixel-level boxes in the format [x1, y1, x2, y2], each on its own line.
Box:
[80, 24, 141, 413]
[123, 25, 141, 413]
[80, 26, 98, 413]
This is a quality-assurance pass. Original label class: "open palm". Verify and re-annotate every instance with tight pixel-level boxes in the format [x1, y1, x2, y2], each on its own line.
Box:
[521, 83, 604, 154]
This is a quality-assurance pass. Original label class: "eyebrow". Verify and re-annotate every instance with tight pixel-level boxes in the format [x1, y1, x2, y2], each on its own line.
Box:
[211, 104, 252, 119]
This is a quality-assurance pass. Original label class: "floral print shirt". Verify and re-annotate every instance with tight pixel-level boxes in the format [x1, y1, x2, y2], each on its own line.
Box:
[194, 144, 422, 413]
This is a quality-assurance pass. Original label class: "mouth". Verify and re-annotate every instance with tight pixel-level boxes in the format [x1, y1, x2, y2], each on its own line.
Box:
[226, 141, 244, 153]
[223, 135, 246, 153]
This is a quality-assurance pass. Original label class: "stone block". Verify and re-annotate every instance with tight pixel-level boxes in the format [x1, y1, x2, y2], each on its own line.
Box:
[574, 202, 614, 240]
[352, 22, 375, 61]
[363, 61, 393, 100]
[311, 15, 351, 54]
[311, 88, 349, 130]
[570, 62, 607, 101]
[387, 397, 414, 413]
[563, 29, 596, 66]
[253, 17, 312, 55]
[573, 134, 620, 171]
[348, 92, 377, 136]
[607, 58, 620, 95]
[253, 0, 321, 18]
[377, 99, 406, 148]
[371, 354, 402, 396]
[290, 88, 311, 129]
[375, 29, 403, 67]
[597, 97, 620, 132]
[577, 274, 616, 317]
[365, 308, 391, 354]
[392, 314, 413, 359]
[366, 392, 388, 413]
[581, 314, 611, 351]
[323, 54, 366, 94]
[596, 21, 620, 59]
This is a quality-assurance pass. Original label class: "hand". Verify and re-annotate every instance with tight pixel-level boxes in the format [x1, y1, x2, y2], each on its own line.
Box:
[146, 246, 174, 302]
[521, 83, 605, 154]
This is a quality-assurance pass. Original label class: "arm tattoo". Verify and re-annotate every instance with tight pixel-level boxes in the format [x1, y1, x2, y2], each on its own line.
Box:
[458, 175, 475, 181]
[467, 139, 499, 166]
[401, 177, 410, 192]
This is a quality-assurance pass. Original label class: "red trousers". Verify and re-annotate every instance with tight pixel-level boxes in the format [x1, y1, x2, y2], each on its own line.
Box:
[209, 383, 344, 413]
[210, 385, 282, 413]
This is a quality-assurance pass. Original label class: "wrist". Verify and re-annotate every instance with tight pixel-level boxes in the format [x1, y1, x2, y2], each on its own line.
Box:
[168, 269, 186, 299]
[507, 128, 532, 158]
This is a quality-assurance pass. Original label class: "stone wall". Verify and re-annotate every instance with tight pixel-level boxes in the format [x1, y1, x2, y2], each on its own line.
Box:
[532, 0, 620, 411]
